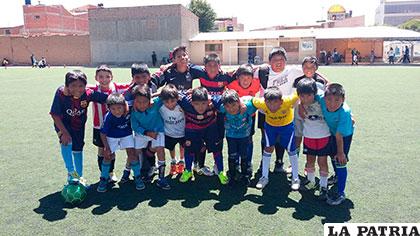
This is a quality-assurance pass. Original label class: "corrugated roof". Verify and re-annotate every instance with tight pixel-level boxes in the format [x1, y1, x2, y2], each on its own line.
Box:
[190, 26, 420, 41]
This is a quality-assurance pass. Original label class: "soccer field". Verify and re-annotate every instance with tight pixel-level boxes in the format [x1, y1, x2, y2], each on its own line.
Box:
[1, 66, 419, 235]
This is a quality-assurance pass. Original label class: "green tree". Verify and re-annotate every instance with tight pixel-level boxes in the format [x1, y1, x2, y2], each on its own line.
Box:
[188, 0, 217, 32]
[399, 18, 420, 32]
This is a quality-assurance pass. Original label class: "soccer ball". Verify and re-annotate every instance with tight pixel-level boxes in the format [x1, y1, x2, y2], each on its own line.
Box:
[61, 183, 87, 205]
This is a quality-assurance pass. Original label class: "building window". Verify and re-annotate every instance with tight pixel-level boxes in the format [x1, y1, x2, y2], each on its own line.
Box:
[280, 41, 299, 53]
[205, 44, 222, 52]
[5, 30, 11, 35]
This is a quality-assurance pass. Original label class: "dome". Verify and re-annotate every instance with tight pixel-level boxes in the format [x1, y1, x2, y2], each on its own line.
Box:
[328, 4, 346, 14]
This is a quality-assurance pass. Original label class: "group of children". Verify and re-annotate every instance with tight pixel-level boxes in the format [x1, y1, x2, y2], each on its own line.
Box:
[50, 46, 354, 206]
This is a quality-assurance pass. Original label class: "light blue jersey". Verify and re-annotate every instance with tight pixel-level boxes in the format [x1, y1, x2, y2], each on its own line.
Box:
[316, 94, 354, 137]
[131, 97, 164, 134]
[219, 99, 257, 138]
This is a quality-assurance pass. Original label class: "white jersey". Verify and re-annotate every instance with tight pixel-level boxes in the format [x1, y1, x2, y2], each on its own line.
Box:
[296, 101, 331, 139]
[258, 65, 303, 97]
[159, 104, 185, 138]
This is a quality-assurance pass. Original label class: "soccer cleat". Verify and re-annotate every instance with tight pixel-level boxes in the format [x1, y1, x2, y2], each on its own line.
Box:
[156, 178, 171, 190]
[177, 160, 185, 174]
[179, 170, 193, 183]
[328, 174, 338, 185]
[327, 193, 346, 206]
[218, 172, 229, 185]
[291, 178, 301, 191]
[67, 171, 80, 184]
[273, 162, 285, 173]
[317, 187, 328, 201]
[256, 177, 269, 190]
[79, 177, 88, 187]
[109, 172, 118, 183]
[134, 175, 145, 190]
[197, 166, 214, 176]
[97, 177, 108, 192]
[305, 181, 317, 190]
[170, 162, 178, 175]
[119, 169, 131, 183]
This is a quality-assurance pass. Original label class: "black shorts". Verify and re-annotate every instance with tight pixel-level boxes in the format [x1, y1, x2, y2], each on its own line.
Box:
[164, 135, 185, 151]
[257, 112, 265, 130]
[93, 128, 104, 148]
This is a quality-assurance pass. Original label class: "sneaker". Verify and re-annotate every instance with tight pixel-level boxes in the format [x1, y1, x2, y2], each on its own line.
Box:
[170, 162, 177, 175]
[67, 171, 80, 184]
[291, 178, 301, 191]
[197, 166, 214, 176]
[109, 172, 118, 183]
[327, 193, 346, 206]
[256, 177, 269, 190]
[218, 172, 229, 185]
[156, 178, 171, 190]
[179, 170, 193, 183]
[120, 169, 131, 183]
[328, 174, 337, 185]
[134, 175, 145, 190]
[305, 180, 317, 190]
[317, 187, 328, 201]
[97, 177, 108, 192]
[213, 165, 219, 175]
[79, 177, 88, 187]
[177, 160, 185, 174]
[273, 162, 285, 173]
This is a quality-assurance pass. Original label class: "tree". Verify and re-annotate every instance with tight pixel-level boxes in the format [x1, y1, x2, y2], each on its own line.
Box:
[188, 0, 217, 32]
[399, 18, 420, 32]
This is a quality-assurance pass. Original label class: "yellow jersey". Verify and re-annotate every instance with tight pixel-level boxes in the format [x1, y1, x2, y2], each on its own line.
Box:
[252, 93, 299, 127]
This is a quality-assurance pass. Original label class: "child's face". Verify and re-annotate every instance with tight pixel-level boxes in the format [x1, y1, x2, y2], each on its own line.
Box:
[270, 54, 286, 73]
[67, 80, 86, 99]
[132, 73, 150, 86]
[266, 99, 283, 113]
[191, 100, 209, 114]
[325, 95, 344, 112]
[204, 61, 219, 79]
[95, 71, 113, 88]
[299, 93, 315, 106]
[109, 104, 126, 118]
[302, 62, 317, 78]
[238, 74, 253, 89]
[224, 102, 240, 115]
[163, 98, 178, 110]
[134, 96, 150, 112]
[174, 50, 189, 67]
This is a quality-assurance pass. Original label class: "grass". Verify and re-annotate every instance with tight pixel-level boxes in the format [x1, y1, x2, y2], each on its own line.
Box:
[0, 65, 419, 235]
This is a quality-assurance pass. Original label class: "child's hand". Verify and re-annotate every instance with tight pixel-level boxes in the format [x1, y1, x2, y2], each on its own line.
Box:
[351, 114, 356, 126]
[60, 132, 72, 145]
[336, 152, 347, 165]
[298, 103, 307, 119]
[186, 89, 193, 95]
[146, 131, 157, 139]
[240, 102, 247, 114]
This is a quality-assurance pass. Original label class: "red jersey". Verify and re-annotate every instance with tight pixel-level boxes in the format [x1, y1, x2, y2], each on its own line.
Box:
[227, 79, 260, 97]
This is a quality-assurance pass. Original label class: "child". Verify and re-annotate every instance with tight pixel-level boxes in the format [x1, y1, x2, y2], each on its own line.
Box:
[130, 84, 170, 190]
[295, 79, 331, 200]
[159, 84, 186, 175]
[227, 64, 260, 174]
[88, 65, 130, 183]
[122, 63, 158, 183]
[50, 70, 108, 185]
[219, 89, 257, 185]
[177, 87, 228, 185]
[252, 86, 300, 190]
[317, 83, 354, 206]
[98, 94, 138, 192]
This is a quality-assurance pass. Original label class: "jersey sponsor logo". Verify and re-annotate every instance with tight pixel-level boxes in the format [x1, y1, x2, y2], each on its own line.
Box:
[117, 123, 129, 129]
[66, 108, 85, 117]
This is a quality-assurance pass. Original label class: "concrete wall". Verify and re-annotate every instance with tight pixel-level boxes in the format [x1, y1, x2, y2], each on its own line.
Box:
[0, 35, 90, 65]
[89, 4, 198, 66]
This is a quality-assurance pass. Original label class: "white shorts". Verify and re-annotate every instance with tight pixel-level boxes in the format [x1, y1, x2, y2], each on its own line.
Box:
[107, 135, 135, 153]
[134, 132, 165, 149]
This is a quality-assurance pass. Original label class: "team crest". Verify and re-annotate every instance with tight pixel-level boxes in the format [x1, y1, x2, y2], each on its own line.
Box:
[80, 100, 88, 108]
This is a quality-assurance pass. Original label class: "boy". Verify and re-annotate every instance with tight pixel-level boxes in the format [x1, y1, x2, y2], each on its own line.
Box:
[254, 47, 303, 173]
[295, 79, 331, 200]
[177, 87, 228, 185]
[219, 89, 257, 185]
[50, 70, 108, 185]
[130, 84, 170, 190]
[317, 83, 354, 205]
[88, 65, 130, 183]
[122, 63, 159, 183]
[252, 86, 300, 190]
[98, 94, 139, 192]
[159, 84, 186, 175]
